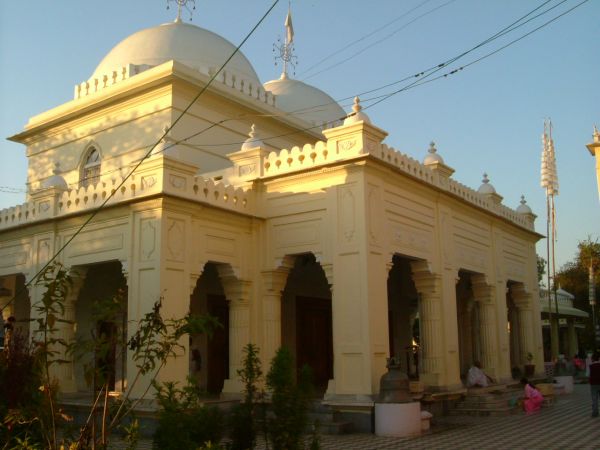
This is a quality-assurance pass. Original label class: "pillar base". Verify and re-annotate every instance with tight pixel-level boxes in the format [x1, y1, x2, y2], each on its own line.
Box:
[375, 402, 421, 437]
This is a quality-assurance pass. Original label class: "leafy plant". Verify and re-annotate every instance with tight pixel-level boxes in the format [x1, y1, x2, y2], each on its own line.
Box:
[229, 343, 263, 450]
[2, 261, 221, 450]
[265, 347, 313, 450]
[152, 377, 224, 450]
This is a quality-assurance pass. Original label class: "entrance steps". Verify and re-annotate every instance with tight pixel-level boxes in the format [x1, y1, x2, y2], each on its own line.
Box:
[449, 384, 522, 417]
[307, 401, 354, 435]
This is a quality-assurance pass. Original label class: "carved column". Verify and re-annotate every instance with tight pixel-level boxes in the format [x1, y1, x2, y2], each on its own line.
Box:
[54, 267, 87, 393]
[410, 262, 443, 384]
[218, 266, 252, 395]
[260, 266, 291, 367]
[511, 284, 535, 366]
[567, 319, 578, 357]
[471, 276, 498, 377]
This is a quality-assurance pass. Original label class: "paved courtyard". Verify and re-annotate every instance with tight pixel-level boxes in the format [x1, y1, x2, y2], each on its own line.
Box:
[120, 384, 599, 449]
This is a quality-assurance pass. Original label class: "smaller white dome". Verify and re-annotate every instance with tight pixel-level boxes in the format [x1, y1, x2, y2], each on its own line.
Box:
[241, 124, 263, 151]
[264, 75, 345, 127]
[423, 141, 444, 165]
[42, 163, 69, 191]
[343, 96, 371, 125]
[478, 173, 496, 195]
[516, 195, 533, 214]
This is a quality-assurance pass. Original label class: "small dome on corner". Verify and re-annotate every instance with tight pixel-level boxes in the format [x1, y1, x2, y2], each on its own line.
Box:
[423, 141, 444, 165]
[42, 163, 69, 191]
[477, 173, 496, 195]
[516, 195, 532, 214]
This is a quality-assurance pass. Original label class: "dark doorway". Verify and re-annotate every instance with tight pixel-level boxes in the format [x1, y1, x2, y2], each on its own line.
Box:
[206, 294, 229, 394]
[296, 296, 333, 391]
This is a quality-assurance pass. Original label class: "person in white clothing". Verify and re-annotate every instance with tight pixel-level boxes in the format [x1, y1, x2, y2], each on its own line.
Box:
[467, 360, 495, 387]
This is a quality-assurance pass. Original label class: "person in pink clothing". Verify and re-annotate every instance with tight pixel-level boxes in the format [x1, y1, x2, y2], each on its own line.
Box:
[521, 378, 544, 414]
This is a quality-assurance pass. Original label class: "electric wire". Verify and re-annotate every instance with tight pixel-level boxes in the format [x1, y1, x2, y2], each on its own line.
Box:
[301, 0, 458, 82]
[0, 0, 588, 313]
[299, 0, 439, 76]
[0, 0, 281, 314]
[8, 0, 578, 191]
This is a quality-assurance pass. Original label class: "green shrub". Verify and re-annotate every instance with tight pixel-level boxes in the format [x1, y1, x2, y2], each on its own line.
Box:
[229, 343, 263, 450]
[266, 347, 313, 450]
[153, 378, 224, 450]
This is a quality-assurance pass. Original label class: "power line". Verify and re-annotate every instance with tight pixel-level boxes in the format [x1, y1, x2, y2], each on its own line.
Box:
[1, 0, 589, 314]
[299, 0, 439, 76]
[0, 0, 281, 314]
[301, 0, 459, 82]
[363, 0, 590, 112]
[2, 0, 570, 195]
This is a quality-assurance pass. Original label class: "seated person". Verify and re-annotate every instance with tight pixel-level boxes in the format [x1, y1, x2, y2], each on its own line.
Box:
[521, 378, 544, 414]
[466, 360, 495, 387]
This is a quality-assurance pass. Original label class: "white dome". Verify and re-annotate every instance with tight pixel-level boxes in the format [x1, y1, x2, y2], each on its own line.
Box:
[516, 195, 533, 214]
[263, 75, 345, 127]
[42, 163, 68, 191]
[423, 141, 444, 165]
[92, 21, 260, 86]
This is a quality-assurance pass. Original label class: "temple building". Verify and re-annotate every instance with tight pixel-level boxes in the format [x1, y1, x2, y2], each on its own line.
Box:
[0, 6, 544, 423]
[539, 287, 588, 361]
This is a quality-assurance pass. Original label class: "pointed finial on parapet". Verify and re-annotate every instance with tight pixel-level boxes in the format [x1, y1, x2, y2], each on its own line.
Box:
[343, 96, 371, 125]
[593, 125, 599, 142]
[241, 124, 264, 151]
[423, 141, 444, 165]
[517, 195, 532, 213]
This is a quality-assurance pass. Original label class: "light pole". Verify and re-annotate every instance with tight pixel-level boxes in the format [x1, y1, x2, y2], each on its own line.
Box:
[541, 119, 560, 359]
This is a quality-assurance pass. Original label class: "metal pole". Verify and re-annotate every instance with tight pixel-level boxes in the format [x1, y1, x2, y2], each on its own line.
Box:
[546, 190, 555, 359]
[551, 195, 560, 356]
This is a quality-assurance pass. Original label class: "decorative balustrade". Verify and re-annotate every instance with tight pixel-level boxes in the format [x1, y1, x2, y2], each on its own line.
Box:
[208, 68, 276, 107]
[0, 202, 38, 229]
[0, 160, 254, 232]
[74, 64, 152, 99]
[262, 141, 329, 176]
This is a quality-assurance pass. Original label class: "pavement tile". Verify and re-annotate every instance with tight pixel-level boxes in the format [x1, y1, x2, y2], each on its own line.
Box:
[111, 384, 600, 449]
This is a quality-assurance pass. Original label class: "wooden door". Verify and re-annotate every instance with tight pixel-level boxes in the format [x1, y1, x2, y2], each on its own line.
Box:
[296, 296, 333, 391]
[207, 294, 229, 394]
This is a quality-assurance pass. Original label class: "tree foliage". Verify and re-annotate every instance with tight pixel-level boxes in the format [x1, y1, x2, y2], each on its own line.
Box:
[556, 237, 600, 351]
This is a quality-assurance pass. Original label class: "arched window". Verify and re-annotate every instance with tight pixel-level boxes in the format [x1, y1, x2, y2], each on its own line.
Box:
[81, 147, 101, 188]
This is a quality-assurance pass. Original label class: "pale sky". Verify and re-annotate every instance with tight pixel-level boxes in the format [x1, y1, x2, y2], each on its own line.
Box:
[0, 0, 598, 270]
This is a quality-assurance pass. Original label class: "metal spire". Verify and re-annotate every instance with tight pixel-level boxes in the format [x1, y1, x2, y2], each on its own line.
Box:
[167, 0, 196, 22]
[273, 2, 298, 78]
[541, 118, 560, 360]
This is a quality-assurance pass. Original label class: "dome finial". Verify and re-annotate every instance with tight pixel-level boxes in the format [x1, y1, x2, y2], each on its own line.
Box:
[343, 96, 371, 125]
[241, 124, 264, 150]
[482, 172, 489, 184]
[593, 124, 600, 142]
[273, 2, 297, 78]
[167, 0, 196, 23]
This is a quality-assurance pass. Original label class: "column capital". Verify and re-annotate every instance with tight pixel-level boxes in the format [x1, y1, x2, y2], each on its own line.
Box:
[510, 283, 532, 309]
[119, 260, 129, 280]
[410, 261, 441, 296]
[471, 274, 493, 304]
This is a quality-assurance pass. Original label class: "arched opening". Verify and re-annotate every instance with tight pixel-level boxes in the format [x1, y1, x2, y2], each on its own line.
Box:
[190, 263, 229, 396]
[75, 261, 127, 392]
[387, 254, 420, 377]
[281, 253, 333, 393]
[0, 274, 30, 349]
[506, 283, 520, 373]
